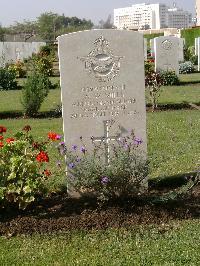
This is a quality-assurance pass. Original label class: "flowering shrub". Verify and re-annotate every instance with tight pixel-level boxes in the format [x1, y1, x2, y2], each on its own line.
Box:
[179, 61, 195, 74]
[145, 60, 154, 75]
[7, 60, 26, 78]
[145, 71, 164, 111]
[58, 131, 148, 202]
[0, 125, 61, 209]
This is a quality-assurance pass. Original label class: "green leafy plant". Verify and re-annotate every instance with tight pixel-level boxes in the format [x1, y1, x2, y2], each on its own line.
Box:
[7, 60, 26, 78]
[0, 67, 18, 90]
[0, 125, 61, 209]
[21, 71, 51, 116]
[184, 46, 198, 65]
[160, 70, 179, 86]
[58, 131, 148, 202]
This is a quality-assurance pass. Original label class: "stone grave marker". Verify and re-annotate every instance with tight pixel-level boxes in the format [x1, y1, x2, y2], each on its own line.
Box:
[0, 42, 46, 67]
[197, 38, 200, 71]
[150, 38, 154, 57]
[144, 38, 147, 60]
[195, 38, 199, 56]
[58, 30, 147, 194]
[154, 36, 179, 75]
[178, 38, 184, 62]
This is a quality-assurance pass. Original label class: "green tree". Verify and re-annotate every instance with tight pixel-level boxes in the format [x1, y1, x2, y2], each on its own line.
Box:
[0, 24, 5, 41]
[99, 15, 113, 29]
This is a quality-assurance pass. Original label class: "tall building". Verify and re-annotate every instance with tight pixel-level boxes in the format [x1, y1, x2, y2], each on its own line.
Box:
[114, 3, 192, 30]
[196, 0, 200, 26]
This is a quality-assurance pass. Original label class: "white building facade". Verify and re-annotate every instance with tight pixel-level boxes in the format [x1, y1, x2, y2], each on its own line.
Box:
[114, 3, 192, 30]
[196, 0, 200, 26]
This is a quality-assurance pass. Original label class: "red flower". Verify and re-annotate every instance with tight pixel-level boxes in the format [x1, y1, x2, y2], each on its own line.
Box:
[0, 136, 3, 141]
[48, 132, 59, 141]
[0, 142, 3, 148]
[0, 126, 7, 134]
[43, 169, 51, 176]
[36, 151, 49, 162]
[6, 138, 15, 144]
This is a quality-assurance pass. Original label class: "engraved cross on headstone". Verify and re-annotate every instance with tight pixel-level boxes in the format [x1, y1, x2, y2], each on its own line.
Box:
[93, 120, 121, 164]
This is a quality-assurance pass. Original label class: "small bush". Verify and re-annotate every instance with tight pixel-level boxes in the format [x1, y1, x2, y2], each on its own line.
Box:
[0, 67, 18, 90]
[7, 60, 26, 78]
[26, 46, 54, 77]
[179, 61, 195, 74]
[184, 46, 198, 65]
[145, 71, 163, 111]
[21, 72, 51, 116]
[58, 131, 148, 202]
[160, 70, 179, 86]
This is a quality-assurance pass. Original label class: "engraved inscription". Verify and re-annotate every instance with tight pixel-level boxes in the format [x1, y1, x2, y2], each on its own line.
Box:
[79, 36, 123, 82]
[70, 84, 137, 119]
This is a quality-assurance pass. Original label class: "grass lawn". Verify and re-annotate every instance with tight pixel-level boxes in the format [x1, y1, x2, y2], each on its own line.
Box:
[0, 89, 61, 114]
[1, 109, 199, 180]
[1, 79, 200, 115]
[0, 220, 200, 265]
[0, 74, 199, 265]
[179, 72, 200, 83]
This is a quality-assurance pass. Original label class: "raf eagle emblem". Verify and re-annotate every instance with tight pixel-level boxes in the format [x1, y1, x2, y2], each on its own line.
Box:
[79, 36, 123, 82]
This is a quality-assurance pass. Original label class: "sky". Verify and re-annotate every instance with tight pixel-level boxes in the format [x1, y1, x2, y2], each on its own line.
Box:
[0, 0, 196, 27]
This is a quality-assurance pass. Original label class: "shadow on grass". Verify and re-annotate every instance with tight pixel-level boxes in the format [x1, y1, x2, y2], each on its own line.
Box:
[149, 171, 196, 190]
[179, 80, 200, 85]
[0, 110, 62, 119]
[1, 102, 200, 120]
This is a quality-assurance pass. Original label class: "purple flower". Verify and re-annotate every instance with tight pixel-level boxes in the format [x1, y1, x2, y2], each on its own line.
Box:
[56, 135, 62, 140]
[101, 176, 109, 185]
[124, 143, 129, 150]
[134, 137, 143, 145]
[72, 145, 78, 151]
[59, 141, 65, 146]
[80, 146, 86, 153]
[68, 163, 75, 169]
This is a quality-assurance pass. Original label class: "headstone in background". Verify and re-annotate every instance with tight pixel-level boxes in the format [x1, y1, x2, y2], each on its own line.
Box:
[178, 38, 185, 62]
[197, 38, 200, 71]
[58, 30, 147, 192]
[144, 38, 147, 60]
[150, 38, 154, 57]
[154, 36, 179, 75]
[0, 42, 46, 67]
[195, 38, 199, 56]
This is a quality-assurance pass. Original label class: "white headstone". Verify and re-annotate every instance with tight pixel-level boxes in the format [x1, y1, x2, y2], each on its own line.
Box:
[197, 38, 200, 71]
[150, 39, 154, 57]
[0, 42, 46, 67]
[178, 38, 184, 62]
[58, 30, 147, 188]
[154, 36, 179, 75]
[144, 38, 147, 60]
[195, 38, 199, 56]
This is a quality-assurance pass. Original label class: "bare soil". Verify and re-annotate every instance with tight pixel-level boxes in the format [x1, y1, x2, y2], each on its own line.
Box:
[0, 188, 200, 237]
